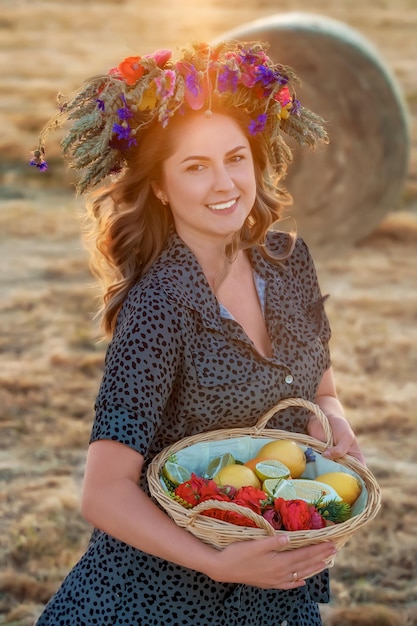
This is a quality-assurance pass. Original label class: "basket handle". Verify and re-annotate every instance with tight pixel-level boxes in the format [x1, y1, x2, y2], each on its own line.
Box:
[188, 499, 276, 536]
[253, 397, 333, 448]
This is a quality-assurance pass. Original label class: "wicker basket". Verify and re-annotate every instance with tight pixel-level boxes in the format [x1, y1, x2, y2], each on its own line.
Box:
[147, 398, 381, 555]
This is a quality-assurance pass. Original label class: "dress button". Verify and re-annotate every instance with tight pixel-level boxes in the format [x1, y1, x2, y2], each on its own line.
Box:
[285, 374, 294, 384]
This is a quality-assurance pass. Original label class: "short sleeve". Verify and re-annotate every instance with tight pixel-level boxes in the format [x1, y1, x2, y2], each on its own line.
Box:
[291, 237, 332, 359]
[90, 283, 182, 457]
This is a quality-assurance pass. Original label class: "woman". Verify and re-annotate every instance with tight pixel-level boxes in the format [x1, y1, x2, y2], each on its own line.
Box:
[33, 41, 365, 625]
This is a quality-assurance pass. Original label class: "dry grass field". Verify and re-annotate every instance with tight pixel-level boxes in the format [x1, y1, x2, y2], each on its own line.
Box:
[1, 1, 416, 625]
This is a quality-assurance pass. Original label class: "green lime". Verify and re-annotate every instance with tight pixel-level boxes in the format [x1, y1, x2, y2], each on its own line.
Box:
[262, 478, 297, 499]
[291, 479, 341, 503]
[254, 459, 291, 481]
[205, 452, 235, 478]
[162, 461, 192, 486]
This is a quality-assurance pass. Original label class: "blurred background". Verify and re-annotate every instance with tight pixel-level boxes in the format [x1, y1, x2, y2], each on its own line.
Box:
[1, 1, 416, 625]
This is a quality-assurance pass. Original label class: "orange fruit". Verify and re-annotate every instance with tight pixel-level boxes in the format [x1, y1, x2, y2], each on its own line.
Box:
[244, 456, 270, 472]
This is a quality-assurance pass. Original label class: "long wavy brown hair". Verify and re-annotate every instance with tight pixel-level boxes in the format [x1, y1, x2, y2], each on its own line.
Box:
[83, 105, 295, 337]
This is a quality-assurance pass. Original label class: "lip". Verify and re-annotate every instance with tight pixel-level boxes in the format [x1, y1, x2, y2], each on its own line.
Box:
[206, 198, 239, 213]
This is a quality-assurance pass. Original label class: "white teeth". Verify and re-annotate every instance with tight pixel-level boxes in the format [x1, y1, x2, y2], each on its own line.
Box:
[207, 199, 236, 210]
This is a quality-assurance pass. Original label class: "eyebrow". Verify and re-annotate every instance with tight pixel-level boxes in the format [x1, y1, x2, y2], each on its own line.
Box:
[180, 145, 249, 164]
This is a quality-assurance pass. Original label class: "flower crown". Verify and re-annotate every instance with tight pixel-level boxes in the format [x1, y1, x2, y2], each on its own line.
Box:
[30, 41, 328, 193]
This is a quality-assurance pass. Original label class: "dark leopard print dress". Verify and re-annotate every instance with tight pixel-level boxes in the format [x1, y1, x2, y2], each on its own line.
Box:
[36, 231, 332, 626]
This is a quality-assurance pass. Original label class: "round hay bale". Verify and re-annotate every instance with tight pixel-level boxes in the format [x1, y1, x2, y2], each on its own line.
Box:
[215, 13, 410, 255]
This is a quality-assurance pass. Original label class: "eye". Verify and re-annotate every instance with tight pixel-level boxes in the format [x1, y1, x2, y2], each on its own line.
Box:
[186, 163, 206, 172]
[228, 154, 245, 164]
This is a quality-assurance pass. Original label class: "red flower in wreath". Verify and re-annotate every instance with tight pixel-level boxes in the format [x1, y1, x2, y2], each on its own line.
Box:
[274, 85, 292, 107]
[117, 56, 145, 85]
[146, 48, 172, 68]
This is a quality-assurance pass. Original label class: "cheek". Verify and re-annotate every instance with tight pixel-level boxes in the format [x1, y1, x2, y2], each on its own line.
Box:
[241, 165, 257, 200]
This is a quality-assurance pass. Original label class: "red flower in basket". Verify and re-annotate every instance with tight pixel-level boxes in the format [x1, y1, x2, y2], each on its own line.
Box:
[174, 473, 219, 507]
[233, 486, 268, 515]
[201, 486, 267, 528]
[263, 507, 283, 530]
[200, 492, 232, 505]
[274, 498, 326, 531]
[201, 508, 260, 528]
[309, 506, 327, 529]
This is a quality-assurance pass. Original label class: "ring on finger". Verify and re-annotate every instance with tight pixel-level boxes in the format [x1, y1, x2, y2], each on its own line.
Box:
[291, 571, 298, 583]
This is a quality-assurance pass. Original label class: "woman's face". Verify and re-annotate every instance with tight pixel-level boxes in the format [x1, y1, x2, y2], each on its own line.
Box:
[155, 112, 257, 247]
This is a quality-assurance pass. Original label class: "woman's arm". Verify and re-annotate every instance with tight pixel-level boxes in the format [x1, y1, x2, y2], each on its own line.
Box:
[309, 367, 366, 464]
[81, 439, 337, 589]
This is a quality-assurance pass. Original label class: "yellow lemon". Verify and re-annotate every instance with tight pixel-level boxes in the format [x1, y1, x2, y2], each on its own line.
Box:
[214, 464, 261, 490]
[315, 471, 362, 505]
[256, 440, 306, 478]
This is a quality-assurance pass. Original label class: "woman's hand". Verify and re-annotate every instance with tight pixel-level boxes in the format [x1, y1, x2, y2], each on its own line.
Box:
[308, 413, 366, 465]
[209, 535, 337, 590]
[313, 367, 366, 464]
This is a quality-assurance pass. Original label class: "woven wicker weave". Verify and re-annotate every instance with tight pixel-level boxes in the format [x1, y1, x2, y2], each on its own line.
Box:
[147, 398, 381, 553]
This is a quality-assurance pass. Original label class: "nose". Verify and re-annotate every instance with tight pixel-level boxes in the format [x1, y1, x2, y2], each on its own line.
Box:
[212, 164, 234, 192]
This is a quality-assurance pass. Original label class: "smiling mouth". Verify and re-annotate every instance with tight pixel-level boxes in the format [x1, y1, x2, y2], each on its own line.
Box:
[207, 199, 237, 211]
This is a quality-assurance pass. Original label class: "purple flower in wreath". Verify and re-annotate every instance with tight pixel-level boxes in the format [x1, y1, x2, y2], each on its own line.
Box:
[112, 123, 130, 140]
[217, 67, 239, 93]
[255, 66, 288, 94]
[248, 113, 267, 135]
[239, 49, 259, 66]
[96, 98, 105, 111]
[30, 157, 48, 172]
[29, 149, 48, 172]
[291, 98, 301, 116]
[255, 64, 276, 87]
[112, 123, 137, 149]
[176, 61, 207, 110]
[116, 95, 133, 121]
[185, 66, 201, 98]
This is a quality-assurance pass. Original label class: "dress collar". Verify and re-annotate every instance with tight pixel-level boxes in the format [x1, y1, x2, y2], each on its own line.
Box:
[150, 230, 291, 332]
[151, 231, 222, 332]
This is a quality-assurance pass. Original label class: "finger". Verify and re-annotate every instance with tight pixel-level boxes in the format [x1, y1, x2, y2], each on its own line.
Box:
[322, 445, 347, 459]
[284, 541, 337, 570]
[324, 444, 366, 465]
[258, 534, 290, 552]
[274, 556, 331, 590]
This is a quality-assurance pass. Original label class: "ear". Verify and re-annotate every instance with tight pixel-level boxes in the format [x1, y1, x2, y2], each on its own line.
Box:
[151, 181, 169, 206]
[151, 180, 161, 197]
[151, 180, 164, 201]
